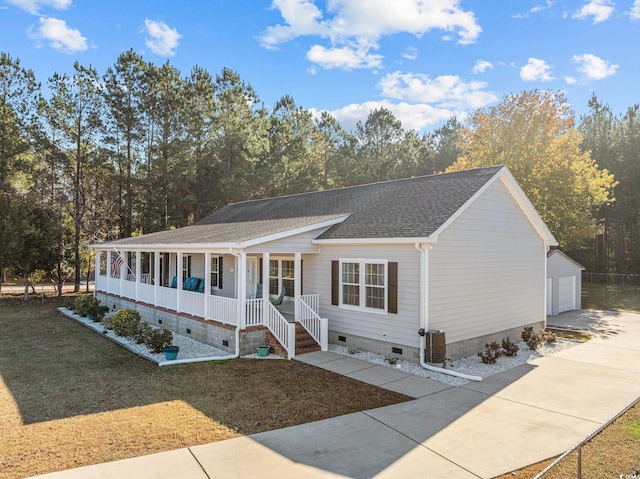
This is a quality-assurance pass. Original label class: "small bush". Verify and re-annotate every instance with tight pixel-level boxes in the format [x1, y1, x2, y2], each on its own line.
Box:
[478, 341, 502, 364]
[521, 326, 534, 343]
[73, 295, 99, 316]
[347, 345, 361, 355]
[521, 326, 543, 350]
[111, 309, 143, 338]
[501, 337, 520, 357]
[101, 314, 115, 330]
[144, 328, 173, 353]
[385, 355, 399, 365]
[540, 329, 557, 343]
[133, 322, 152, 344]
[63, 298, 76, 310]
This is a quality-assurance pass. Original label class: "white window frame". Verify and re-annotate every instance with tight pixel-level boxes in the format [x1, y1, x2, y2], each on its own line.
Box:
[339, 259, 388, 315]
[211, 256, 221, 290]
[269, 257, 294, 298]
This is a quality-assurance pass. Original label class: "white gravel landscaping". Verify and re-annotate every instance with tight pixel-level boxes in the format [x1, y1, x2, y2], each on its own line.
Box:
[58, 307, 281, 364]
[329, 338, 582, 386]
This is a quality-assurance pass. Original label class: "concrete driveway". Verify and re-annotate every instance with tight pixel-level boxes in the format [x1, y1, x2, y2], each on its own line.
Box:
[32, 310, 640, 479]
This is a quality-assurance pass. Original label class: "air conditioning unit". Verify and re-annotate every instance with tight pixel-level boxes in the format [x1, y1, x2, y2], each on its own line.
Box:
[425, 330, 446, 363]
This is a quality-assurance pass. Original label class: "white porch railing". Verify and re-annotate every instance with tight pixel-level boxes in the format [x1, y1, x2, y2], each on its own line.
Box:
[96, 273, 107, 292]
[299, 293, 319, 314]
[139, 273, 152, 285]
[126, 273, 136, 282]
[207, 295, 238, 325]
[245, 298, 264, 327]
[107, 276, 121, 296]
[157, 287, 177, 310]
[264, 301, 296, 359]
[296, 296, 328, 351]
[181, 290, 205, 317]
[138, 283, 155, 305]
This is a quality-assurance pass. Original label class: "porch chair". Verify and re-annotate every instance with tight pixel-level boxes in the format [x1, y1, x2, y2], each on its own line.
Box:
[270, 287, 287, 314]
[256, 283, 263, 299]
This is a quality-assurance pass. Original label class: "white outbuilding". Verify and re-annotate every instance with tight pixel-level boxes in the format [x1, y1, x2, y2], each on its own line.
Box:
[547, 250, 584, 315]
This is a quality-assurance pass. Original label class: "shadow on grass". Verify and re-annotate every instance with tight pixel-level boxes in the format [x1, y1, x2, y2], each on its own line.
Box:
[0, 297, 408, 432]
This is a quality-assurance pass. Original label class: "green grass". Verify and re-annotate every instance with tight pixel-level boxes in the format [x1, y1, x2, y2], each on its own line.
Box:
[0, 295, 410, 478]
[582, 282, 640, 312]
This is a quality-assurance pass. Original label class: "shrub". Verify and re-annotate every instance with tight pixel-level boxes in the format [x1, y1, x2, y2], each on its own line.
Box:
[385, 355, 399, 365]
[501, 337, 520, 357]
[478, 341, 502, 364]
[144, 328, 173, 353]
[522, 326, 543, 350]
[111, 309, 143, 338]
[133, 322, 152, 345]
[63, 298, 76, 310]
[540, 329, 557, 343]
[101, 314, 115, 330]
[73, 295, 99, 316]
[521, 326, 534, 343]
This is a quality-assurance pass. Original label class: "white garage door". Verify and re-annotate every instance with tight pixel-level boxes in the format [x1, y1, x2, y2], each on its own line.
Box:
[558, 275, 576, 313]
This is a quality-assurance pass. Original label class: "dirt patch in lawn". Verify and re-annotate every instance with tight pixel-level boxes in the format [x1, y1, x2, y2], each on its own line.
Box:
[497, 400, 640, 478]
[0, 297, 410, 478]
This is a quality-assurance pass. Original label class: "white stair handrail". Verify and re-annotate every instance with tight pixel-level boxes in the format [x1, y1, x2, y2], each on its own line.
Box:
[296, 296, 328, 351]
[264, 301, 296, 359]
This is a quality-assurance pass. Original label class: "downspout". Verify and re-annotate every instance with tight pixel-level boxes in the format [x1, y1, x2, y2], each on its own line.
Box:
[414, 242, 482, 382]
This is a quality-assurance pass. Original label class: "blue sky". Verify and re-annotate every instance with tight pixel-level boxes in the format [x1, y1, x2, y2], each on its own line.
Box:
[1, 0, 638, 132]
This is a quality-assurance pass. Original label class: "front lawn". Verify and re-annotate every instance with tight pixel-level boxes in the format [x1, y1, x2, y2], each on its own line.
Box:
[0, 296, 409, 478]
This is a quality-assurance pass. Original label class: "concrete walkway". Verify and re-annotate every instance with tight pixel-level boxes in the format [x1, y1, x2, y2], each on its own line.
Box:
[32, 311, 640, 479]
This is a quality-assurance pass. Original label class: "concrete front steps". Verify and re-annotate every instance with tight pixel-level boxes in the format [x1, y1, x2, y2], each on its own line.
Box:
[265, 323, 321, 357]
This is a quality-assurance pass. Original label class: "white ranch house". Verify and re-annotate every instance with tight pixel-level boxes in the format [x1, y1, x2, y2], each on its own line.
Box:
[92, 166, 557, 361]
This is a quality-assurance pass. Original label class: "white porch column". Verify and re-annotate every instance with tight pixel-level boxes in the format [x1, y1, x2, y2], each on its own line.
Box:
[294, 252, 302, 321]
[262, 252, 270, 301]
[177, 251, 183, 312]
[94, 250, 100, 296]
[106, 250, 112, 279]
[238, 252, 247, 328]
[154, 251, 160, 305]
[135, 251, 141, 301]
[204, 252, 211, 320]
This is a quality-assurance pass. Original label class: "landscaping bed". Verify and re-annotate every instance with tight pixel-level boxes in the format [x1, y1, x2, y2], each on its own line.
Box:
[0, 297, 409, 479]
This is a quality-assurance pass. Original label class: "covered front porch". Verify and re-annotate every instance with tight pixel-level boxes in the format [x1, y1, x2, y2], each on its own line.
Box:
[94, 248, 327, 358]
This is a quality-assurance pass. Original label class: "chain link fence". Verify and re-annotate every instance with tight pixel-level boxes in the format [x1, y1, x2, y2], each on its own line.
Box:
[583, 271, 640, 286]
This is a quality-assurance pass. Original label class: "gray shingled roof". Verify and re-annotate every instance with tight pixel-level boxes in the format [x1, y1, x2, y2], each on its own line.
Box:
[106, 166, 503, 247]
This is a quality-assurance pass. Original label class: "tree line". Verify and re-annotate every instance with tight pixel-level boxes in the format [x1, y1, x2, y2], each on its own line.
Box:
[0, 49, 636, 295]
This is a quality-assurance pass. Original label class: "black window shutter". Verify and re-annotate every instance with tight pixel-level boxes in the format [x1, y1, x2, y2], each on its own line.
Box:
[331, 260, 339, 305]
[259, 258, 263, 284]
[219, 257, 223, 290]
[388, 262, 398, 314]
[300, 259, 303, 295]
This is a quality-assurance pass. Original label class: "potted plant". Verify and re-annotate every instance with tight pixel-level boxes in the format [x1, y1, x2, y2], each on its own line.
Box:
[257, 345, 271, 357]
[164, 345, 180, 360]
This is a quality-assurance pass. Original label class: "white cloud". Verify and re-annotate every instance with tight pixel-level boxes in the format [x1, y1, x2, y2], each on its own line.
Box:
[27, 16, 87, 53]
[328, 100, 456, 132]
[6, 0, 70, 14]
[514, 0, 555, 18]
[565, 76, 577, 84]
[520, 57, 555, 81]
[572, 0, 614, 23]
[378, 71, 497, 109]
[306, 44, 382, 69]
[472, 59, 493, 74]
[572, 53, 618, 79]
[143, 19, 181, 56]
[629, 0, 640, 19]
[402, 47, 418, 60]
[260, 0, 482, 69]
[319, 69, 496, 132]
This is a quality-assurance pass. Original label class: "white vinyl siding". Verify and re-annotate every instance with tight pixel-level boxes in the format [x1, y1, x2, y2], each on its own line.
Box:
[428, 177, 546, 344]
[304, 244, 420, 347]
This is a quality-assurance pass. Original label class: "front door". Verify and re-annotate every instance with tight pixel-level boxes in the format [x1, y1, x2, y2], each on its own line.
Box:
[246, 257, 258, 299]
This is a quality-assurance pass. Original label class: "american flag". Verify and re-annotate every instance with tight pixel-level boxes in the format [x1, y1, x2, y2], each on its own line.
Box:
[111, 253, 124, 278]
